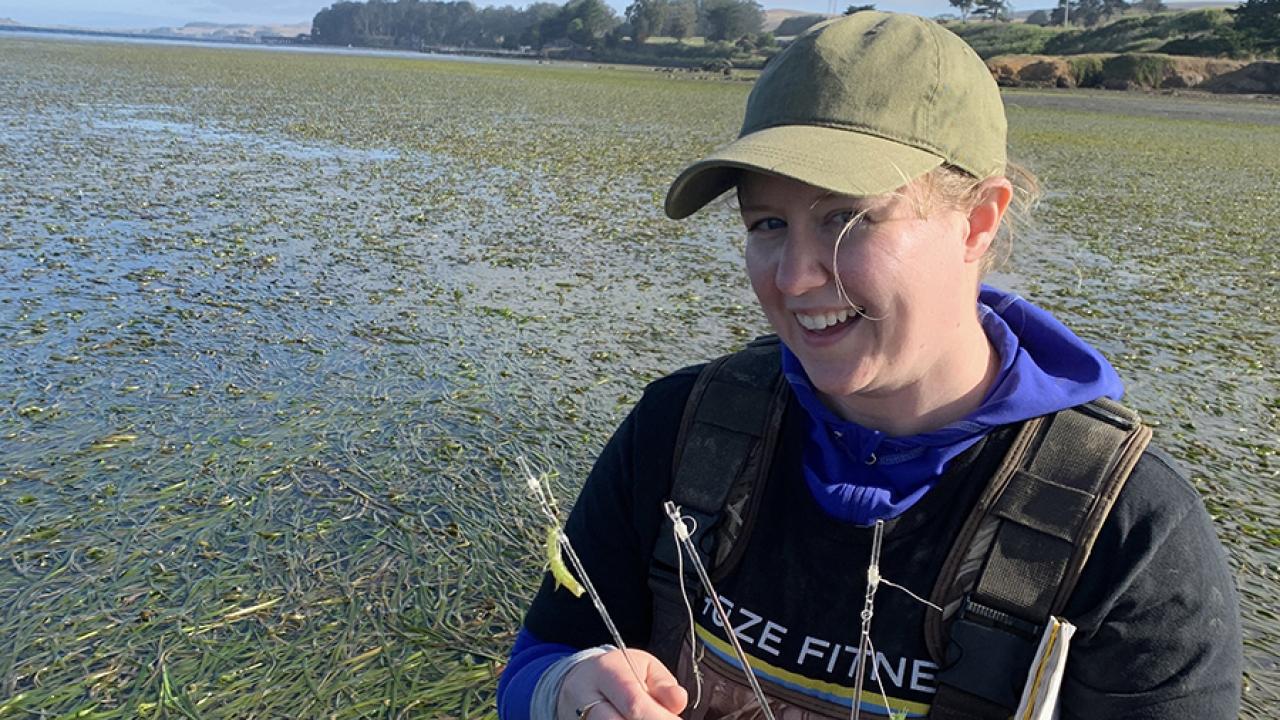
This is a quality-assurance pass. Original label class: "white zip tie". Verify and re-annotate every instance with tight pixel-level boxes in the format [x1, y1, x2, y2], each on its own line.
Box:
[664, 501, 776, 720]
[517, 457, 645, 689]
[849, 520, 938, 720]
[863, 635, 908, 720]
[674, 515, 704, 709]
[851, 519, 884, 720]
[556, 530, 646, 688]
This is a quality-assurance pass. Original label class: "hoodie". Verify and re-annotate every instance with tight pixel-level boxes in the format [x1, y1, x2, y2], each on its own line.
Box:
[789, 284, 1123, 525]
[497, 284, 1123, 718]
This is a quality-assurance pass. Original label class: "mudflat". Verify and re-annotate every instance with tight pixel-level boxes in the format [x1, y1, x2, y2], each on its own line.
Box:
[1, 33, 1276, 718]
[1004, 86, 1280, 125]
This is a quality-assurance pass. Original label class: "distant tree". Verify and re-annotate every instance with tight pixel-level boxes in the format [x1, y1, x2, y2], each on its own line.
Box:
[844, 4, 876, 14]
[755, 30, 777, 47]
[1074, 0, 1101, 25]
[1135, 0, 1165, 12]
[604, 22, 628, 47]
[1052, 0, 1124, 25]
[626, 0, 668, 44]
[973, 0, 1010, 21]
[662, 0, 698, 38]
[313, 0, 496, 48]
[949, 0, 976, 21]
[1051, 0, 1076, 25]
[702, 0, 764, 41]
[1229, 0, 1280, 53]
[1101, 0, 1129, 22]
[1025, 8, 1051, 24]
[518, 2, 561, 46]
[539, 0, 618, 47]
[478, 5, 537, 48]
[312, 2, 368, 45]
[1062, 0, 1125, 25]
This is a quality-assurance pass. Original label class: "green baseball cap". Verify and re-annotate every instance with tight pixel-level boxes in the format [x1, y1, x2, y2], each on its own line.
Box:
[664, 11, 1007, 220]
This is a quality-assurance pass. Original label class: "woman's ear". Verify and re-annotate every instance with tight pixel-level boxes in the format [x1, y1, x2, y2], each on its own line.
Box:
[963, 177, 1013, 264]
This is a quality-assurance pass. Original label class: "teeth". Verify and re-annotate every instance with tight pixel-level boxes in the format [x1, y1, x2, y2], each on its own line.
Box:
[796, 309, 851, 331]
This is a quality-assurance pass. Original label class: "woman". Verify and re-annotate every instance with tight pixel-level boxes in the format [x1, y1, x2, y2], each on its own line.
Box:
[498, 12, 1240, 720]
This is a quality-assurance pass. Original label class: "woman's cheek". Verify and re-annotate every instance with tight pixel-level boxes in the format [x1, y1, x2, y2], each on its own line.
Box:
[743, 242, 775, 294]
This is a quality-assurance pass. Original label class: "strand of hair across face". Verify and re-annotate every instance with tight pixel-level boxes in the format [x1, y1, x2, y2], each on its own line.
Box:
[832, 210, 889, 322]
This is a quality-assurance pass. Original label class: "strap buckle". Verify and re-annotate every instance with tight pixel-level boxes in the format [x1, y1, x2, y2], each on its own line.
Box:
[936, 595, 1042, 711]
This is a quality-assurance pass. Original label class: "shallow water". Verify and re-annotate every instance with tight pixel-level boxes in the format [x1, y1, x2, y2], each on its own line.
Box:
[1, 35, 1276, 717]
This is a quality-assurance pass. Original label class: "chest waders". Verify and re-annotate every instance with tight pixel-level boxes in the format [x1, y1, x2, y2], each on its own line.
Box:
[647, 336, 1152, 720]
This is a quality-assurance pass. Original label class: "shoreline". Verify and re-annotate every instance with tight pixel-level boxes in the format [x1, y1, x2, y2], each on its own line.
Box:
[4, 25, 1274, 97]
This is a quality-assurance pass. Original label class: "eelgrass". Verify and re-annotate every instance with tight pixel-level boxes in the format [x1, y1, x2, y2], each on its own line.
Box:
[0, 35, 1277, 718]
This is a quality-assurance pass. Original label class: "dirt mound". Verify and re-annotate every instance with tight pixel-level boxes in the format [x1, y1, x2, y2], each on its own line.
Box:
[987, 53, 1255, 92]
[1201, 61, 1280, 94]
[987, 55, 1057, 86]
[1019, 58, 1077, 88]
[1126, 55, 1244, 89]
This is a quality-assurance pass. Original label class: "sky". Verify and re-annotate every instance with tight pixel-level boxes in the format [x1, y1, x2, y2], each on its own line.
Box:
[0, 0, 960, 30]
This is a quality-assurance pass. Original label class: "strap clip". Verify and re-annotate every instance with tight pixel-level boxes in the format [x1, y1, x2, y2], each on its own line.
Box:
[936, 596, 1042, 711]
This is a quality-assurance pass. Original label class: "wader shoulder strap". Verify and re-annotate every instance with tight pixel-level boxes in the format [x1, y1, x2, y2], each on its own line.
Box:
[647, 335, 789, 670]
[925, 398, 1153, 719]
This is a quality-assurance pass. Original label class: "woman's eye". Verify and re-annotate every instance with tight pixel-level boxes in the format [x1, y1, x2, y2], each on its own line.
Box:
[746, 217, 786, 233]
[828, 209, 860, 227]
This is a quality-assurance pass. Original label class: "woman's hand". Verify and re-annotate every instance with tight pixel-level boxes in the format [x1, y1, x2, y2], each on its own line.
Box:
[556, 649, 688, 720]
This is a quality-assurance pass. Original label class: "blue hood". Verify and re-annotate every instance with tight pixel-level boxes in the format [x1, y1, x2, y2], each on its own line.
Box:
[785, 285, 1124, 525]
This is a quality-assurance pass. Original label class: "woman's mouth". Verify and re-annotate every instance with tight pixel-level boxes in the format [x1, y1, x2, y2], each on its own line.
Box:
[794, 308, 858, 337]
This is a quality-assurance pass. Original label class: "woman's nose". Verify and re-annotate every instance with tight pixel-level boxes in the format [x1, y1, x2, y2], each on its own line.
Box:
[774, 227, 831, 297]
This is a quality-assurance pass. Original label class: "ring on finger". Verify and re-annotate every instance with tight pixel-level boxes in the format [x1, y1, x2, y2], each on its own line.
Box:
[575, 699, 606, 720]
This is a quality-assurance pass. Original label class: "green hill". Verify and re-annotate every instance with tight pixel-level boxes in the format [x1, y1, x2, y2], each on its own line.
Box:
[946, 8, 1250, 59]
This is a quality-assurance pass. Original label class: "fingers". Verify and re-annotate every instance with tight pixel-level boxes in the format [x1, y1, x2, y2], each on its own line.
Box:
[639, 655, 687, 714]
[647, 681, 688, 714]
[594, 651, 684, 720]
[560, 649, 688, 720]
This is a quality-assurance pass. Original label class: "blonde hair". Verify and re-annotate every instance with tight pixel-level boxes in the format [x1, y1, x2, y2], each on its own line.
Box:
[914, 161, 1042, 274]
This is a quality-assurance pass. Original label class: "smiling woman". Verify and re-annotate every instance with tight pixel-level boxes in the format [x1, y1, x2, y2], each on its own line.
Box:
[738, 172, 1004, 436]
[499, 11, 1242, 720]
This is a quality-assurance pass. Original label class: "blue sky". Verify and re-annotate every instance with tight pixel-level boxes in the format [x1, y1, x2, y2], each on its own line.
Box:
[0, 0, 962, 30]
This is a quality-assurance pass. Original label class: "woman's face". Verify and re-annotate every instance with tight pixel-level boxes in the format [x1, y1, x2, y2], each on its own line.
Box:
[739, 172, 984, 419]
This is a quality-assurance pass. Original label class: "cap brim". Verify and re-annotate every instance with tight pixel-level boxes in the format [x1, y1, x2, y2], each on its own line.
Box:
[664, 125, 945, 220]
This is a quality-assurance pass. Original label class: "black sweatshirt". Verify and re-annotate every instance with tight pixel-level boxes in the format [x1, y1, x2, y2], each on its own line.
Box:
[522, 367, 1242, 719]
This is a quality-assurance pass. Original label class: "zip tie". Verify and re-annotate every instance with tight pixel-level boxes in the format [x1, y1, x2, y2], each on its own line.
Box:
[556, 531, 646, 687]
[851, 519, 885, 720]
[850, 520, 929, 720]
[672, 514, 704, 709]
[664, 501, 776, 720]
[517, 457, 645, 689]
[864, 635, 906, 720]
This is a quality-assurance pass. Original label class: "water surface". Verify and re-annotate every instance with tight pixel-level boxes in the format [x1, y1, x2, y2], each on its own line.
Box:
[1, 34, 1276, 717]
